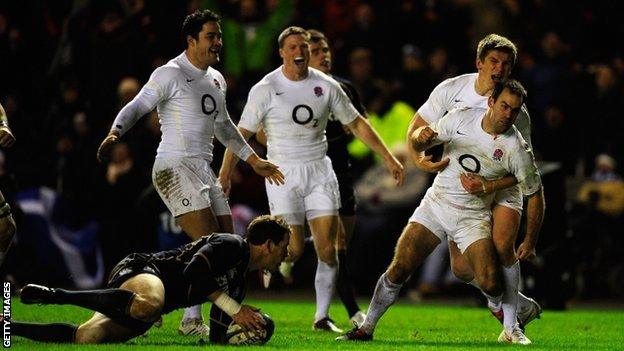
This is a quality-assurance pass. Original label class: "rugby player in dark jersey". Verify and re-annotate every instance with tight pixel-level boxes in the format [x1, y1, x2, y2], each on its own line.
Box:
[12, 215, 290, 344]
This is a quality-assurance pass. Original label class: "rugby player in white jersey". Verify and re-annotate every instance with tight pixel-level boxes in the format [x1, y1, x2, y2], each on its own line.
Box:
[219, 26, 404, 333]
[406, 34, 543, 329]
[339, 80, 542, 345]
[96, 9, 284, 338]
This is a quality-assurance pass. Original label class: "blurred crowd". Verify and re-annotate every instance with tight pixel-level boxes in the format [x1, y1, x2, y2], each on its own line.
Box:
[1, 0, 624, 304]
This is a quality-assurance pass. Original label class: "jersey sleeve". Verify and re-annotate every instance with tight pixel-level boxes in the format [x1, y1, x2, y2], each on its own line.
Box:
[183, 244, 220, 299]
[417, 79, 453, 124]
[238, 84, 269, 133]
[328, 77, 360, 125]
[508, 134, 542, 196]
[110, 66, 176, 136]
[182, 236, 246, 300]
[430, 108, 463, 144]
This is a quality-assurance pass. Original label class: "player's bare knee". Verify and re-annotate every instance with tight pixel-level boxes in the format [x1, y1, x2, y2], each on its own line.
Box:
[317, 247, 336, 266]
[450, 260, 474, 282]
[494, 240, 516, 267]
[477, 268, 502, 296]
[129, 295, 162, 322]
[75, 323, 103, 344]
[287, 245, 304, 263]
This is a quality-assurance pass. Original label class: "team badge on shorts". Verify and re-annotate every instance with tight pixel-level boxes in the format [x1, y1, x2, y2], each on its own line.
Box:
[492, 148, 504, 161]
[214, 79, 221, 90]
[314, 86, 323, 97]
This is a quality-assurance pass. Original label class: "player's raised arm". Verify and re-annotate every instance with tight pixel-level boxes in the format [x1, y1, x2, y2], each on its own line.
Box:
[97, 69, 170, 163]
[215, 116, 284, 192]
[345, 116, 404, 186]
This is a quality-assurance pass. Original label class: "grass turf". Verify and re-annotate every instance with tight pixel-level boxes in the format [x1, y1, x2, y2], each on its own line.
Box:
[7, 298, 624, 350]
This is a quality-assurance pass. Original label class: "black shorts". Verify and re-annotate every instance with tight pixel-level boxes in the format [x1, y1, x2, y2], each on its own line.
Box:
[336, 173, 356, 216]
[106, 253, 161, 332]
[107, 253, 161, 289]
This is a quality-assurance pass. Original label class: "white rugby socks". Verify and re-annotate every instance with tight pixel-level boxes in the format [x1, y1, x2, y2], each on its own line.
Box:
[501, 261, 520, 329]
[469, 279, 502, 311]
[314, 260, 337, 322]
[361, 272, 402, 334]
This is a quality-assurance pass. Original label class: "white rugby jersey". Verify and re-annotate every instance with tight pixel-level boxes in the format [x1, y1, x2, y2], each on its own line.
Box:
[430, 107, 541, 211]
[111, 52, 251, 162]
[238, 67, 360, 164]
[418, 73, 532, 145]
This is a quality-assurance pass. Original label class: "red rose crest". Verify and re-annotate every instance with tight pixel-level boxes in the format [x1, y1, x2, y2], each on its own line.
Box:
[493, 148, 504, 161]
[314, 86, 323, 97]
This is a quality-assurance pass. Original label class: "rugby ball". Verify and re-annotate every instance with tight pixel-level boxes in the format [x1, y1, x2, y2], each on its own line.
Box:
[226, 313, 275, 345]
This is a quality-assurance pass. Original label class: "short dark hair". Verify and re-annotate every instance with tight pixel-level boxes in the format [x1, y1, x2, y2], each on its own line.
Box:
[181, 9, 221, 41]
[278, 26, 309, 48]
[307, 29, 328, 44]
[492, 79, 527, 104]
[246, 215, 290, 245]
[477, 34, 517, 66]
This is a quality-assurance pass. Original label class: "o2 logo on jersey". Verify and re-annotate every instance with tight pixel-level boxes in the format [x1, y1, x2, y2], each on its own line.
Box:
[292, 104, 319, 127]
[201, 94, 218, 116]
[458, 154, 481, 173]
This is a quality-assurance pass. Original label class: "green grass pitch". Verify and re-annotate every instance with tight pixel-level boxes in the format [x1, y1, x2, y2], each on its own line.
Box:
[8, 297, 624, 350]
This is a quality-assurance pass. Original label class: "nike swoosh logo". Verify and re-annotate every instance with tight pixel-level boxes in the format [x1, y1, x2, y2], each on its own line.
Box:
[456, 130, 467, 135]
[186, 78, 194, 82]
[454, 99, 462, 103]
[276, 92, 285, 95]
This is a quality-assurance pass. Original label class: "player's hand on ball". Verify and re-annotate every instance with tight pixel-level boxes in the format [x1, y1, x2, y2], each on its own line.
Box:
[517, 241, 536, 261]
[460, 172, 488, 195]
[232, 305, 266, 331]
[97, 133, 119, 163]
[0, 126, 16, 148]
[416, 154, 450, 172]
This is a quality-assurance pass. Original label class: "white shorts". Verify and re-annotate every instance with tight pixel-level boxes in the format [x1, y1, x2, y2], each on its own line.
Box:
[266, 157, 340, 225]
[409, 189, 492, 253]
[493, 184, 523, 214]
[152, 157, 231, 217]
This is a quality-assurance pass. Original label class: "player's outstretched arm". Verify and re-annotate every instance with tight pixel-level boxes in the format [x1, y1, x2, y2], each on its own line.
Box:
[215, 121, 284, 189]
[97, 130, 120, 163]
[406, 113, 449, 172]
[460, 173, 518, 195]
[209, 290, 265, 331]
[346, 116, 404, 186]
[246, 153, 284, 186]
[97, 86, 159, 163]
[517, 186, 545, 260]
